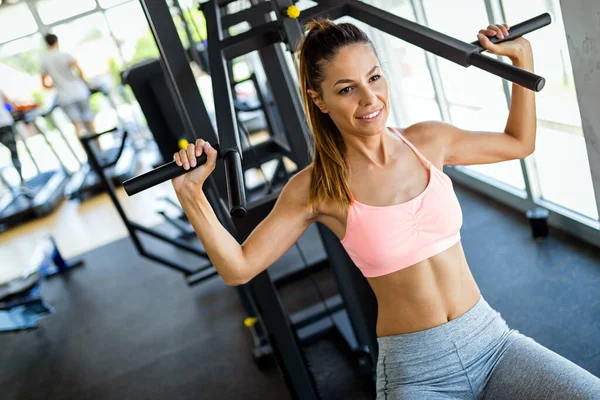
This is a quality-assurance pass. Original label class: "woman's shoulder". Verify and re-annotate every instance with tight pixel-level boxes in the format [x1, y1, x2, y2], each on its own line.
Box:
[279, 166, 313, 207]
[393, 120, 448, 164]
[282, 166, 339, 218]
[398, 120, 448, 143]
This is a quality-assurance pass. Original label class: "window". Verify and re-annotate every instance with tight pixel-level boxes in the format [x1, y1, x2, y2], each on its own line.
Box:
[422, 0, 526, 191]
[0, 35, 46, 103]
[105, 1, 160, 64]
[0, 3, 38, 44]
[502, 0, 597, 219]
[36, 0, 97, 25]
[98, 0, 131, 9]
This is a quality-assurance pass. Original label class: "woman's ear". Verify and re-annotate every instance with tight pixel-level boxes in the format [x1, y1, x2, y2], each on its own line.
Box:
[307, 89, 329, 114]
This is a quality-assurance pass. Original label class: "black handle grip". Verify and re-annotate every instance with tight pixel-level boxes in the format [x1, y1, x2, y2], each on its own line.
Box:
[467, 13, 551, 91]
[223, 150, 247, 218]
[123, 144, 222, 196]
[469, 13, 551, 51]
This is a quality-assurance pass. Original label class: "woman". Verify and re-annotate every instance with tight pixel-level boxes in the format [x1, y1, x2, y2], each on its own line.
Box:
[172, 20, 600, 399]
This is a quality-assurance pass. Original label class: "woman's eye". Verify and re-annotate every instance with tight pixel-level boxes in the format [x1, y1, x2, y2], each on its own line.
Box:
[370, 74, 381, 82]
[339, 86, 353, 95]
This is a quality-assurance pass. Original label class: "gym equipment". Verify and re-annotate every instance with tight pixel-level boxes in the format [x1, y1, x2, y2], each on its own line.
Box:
[79, 128, 218, 286]
[0, 236, 83, 332]
[63, 126, 138, 201]
[130, 1, 553, 399]
[0, 108, 69, 231]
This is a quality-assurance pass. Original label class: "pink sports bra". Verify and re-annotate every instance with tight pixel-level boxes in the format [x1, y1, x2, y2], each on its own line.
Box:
[340, 128, 463, 278]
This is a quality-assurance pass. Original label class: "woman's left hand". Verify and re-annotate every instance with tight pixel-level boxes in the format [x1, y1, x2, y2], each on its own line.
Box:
[477, 24, 532, 62]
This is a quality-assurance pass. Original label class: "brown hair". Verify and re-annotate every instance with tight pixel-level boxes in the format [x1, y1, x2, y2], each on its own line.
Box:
[296, 19, 376, 210]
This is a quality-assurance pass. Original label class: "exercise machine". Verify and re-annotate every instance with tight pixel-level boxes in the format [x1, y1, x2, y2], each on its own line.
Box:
[125, 0, 552, 398]
[0, 106, 69, 231]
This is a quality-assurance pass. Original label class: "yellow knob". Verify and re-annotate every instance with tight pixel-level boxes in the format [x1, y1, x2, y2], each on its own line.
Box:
[178, 138, 189, 150]
[287, 5, 300, 19]
[244, 317, 258, 328]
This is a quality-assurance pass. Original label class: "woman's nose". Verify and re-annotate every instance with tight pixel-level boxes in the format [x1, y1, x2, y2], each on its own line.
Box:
[359, 88, 377, 106]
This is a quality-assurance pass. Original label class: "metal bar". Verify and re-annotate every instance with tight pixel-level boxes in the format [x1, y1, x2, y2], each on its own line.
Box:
[257, 45, 313, 167]
[248, 271, 321, 400]
[186, 267, 220, 285]
[131, 221, 210, 258]
[79, 133, 148, 259]
[346, 0, 475, 66]
[468, 52, 545, 91]
[139, 0, 219, 145]
[290, 294, 344, 330]
[269, 0, 305, 52]
[222, 1, 273, 28]
[298, 1, 347, 23]
[221, 21, 282, 60]
[122, 145, 222, 196]
[316, 223, 379, 373]
[204, 0, 248, 217]
[204, 0, 242, 152]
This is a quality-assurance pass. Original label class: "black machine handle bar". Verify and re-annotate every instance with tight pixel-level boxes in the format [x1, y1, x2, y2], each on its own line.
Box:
[468, 13, 551, 92]
[469, 13, 551, 52]
[123, 144, 248, 218]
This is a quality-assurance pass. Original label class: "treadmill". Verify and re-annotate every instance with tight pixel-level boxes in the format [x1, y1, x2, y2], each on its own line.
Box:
[63, 86, 138, 200]
[0, 107, 69, 231]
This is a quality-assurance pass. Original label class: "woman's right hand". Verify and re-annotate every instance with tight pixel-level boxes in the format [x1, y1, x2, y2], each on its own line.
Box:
[172, 139, 218, 194]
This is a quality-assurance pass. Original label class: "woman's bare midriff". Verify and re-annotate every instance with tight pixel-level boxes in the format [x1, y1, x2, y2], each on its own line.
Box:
[367, 241, 481, 337]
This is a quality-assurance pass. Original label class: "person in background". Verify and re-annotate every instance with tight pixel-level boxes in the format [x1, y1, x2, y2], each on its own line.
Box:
[40, 34, 95, 138]
[0, 90, 26, 186]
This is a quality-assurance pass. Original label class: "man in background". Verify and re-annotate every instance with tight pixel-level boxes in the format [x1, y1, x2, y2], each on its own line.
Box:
[40, 34, 95, 138]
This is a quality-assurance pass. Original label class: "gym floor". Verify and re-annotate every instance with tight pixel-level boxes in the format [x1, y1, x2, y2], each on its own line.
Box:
[1, 182, 599, 400]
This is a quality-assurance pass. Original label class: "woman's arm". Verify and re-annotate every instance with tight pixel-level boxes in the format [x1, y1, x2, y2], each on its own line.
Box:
[174, 141, 315, 286]
[416, 24, 537, 166]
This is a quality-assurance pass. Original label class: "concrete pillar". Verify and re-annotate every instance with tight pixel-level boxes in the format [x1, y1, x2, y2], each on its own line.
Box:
[560, 0, 600, 222]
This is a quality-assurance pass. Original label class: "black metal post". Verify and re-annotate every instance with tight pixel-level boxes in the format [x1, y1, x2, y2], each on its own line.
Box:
[139, 0, 218, 145]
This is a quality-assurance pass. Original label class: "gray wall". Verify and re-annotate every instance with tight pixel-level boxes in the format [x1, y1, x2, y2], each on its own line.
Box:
[560, 0, 600, 224]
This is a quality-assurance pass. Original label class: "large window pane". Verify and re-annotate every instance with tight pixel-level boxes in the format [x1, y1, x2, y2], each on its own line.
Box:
[422, 0, 526, 190]
[36, 0, 97, 25]
[502, 0, 597, 219]
[105, 1, 160, 64]
[0, 3, 38, 44]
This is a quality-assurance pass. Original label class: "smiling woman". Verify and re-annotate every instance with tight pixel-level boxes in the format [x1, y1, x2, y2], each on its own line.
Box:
[296, 20, 391, 210]
[167, 16, 600, 399]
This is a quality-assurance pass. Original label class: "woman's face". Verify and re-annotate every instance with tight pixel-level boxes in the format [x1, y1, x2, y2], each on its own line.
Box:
[310, 43, 390, 137]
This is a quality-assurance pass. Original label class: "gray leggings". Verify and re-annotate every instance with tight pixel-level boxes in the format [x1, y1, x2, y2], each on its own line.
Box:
[376, 296, 600, 399]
